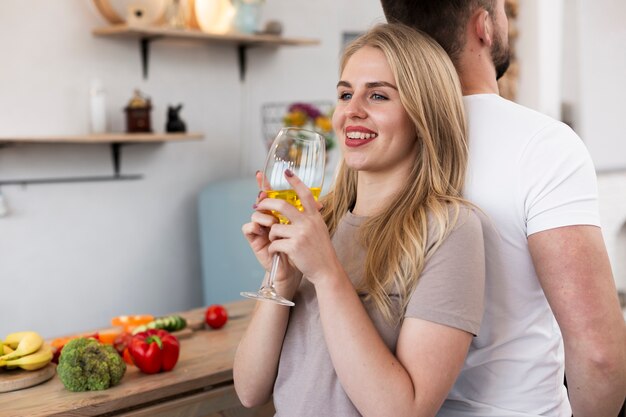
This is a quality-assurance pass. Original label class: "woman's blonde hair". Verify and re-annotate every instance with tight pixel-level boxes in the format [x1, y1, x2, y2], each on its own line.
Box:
[321, 23, 470, 323]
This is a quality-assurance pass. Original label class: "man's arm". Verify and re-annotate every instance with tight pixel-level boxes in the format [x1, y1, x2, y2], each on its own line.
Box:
[529, 225, 626, 417]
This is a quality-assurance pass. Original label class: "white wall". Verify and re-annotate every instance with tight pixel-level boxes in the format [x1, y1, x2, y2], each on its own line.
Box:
[0, 0, 383, 338]
[516, 0, 564, 120]
[575, 0, 626, 172]
[517, 0, 626, 172]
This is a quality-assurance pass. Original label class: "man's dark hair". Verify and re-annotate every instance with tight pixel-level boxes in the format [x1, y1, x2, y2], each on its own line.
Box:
[381, 0, 495, 65]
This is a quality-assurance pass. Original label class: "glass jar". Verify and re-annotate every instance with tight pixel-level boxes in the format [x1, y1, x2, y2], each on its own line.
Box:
[232, 0, 263, 34]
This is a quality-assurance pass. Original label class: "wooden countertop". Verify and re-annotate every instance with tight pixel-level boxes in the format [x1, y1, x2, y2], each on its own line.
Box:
[0, 300, 259, 417]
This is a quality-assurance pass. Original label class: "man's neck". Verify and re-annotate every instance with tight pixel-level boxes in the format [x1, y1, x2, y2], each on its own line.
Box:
[457, 62, 500, 96]
[455, 30, 501, 96]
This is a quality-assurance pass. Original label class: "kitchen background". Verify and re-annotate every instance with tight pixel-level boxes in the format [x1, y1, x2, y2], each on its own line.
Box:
[0, 0, 624, 338]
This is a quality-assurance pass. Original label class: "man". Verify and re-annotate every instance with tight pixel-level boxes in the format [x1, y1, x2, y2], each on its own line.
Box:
[380, 1, 626, 416]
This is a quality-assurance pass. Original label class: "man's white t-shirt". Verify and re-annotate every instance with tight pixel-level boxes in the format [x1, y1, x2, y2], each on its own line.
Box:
[438, 94, 600, 417]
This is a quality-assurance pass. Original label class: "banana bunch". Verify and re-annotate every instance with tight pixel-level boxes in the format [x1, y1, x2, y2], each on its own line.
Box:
[0, 331, 52, 371]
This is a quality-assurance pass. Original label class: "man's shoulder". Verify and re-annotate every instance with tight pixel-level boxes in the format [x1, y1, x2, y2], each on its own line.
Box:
[463, 94, 575, 142]
[464, 94, 553, 122]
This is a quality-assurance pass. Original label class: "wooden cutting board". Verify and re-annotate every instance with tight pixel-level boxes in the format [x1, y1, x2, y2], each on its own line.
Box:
[171, 327, 194, 340]
[0, 364, 56, 393]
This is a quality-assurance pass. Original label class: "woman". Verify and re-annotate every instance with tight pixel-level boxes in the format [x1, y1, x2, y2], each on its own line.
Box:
[234, 23, 485, 417]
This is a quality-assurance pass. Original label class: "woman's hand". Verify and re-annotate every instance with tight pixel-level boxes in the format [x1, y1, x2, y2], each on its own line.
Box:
[254, 170, 341, 284]
[242, 172, 297, 287]
[242, 192, 277, 272]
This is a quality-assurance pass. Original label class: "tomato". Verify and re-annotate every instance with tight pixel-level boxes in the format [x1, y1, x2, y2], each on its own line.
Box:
[205, 305, 228, 329]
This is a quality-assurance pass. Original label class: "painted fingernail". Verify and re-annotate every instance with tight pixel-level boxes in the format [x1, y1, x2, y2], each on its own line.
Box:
[257, 190, 263, 198]
[285, 169, 294, 177]
[255, 170, 261, 175]
[252, 203, 258, 209]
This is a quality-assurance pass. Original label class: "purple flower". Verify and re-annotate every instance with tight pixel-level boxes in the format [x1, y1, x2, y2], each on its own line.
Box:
[288, 102, 322, 119]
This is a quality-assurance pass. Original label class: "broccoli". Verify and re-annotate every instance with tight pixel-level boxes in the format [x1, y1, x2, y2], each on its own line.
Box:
[56, 337, 126, 392]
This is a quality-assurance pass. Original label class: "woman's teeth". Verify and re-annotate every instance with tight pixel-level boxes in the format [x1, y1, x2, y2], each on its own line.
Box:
[346, 131, 377, 140]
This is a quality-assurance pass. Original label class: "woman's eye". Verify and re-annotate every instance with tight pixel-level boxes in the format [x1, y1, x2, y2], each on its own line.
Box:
[371, 93, 388, 100]
[338, 92, 352, 101]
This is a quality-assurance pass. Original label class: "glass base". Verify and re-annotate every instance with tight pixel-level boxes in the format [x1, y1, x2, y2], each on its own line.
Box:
[240, 287, 295, 307]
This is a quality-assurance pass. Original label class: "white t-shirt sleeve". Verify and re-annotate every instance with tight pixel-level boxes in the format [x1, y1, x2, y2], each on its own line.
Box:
[518, 122, 600, 236]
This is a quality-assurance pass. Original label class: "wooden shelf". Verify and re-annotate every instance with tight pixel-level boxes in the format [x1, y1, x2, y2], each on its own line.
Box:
[0, 133, 203, 186]
[92, 24, 320, 47]
[0, 132, 203, 145]
[92, 24, 320, 80]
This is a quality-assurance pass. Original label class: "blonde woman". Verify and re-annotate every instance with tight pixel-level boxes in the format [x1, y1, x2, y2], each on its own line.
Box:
[234, 23, 485, 417]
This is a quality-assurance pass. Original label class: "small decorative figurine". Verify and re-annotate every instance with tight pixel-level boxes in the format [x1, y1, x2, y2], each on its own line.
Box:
[166, 104, 187, 133]
[124, 89, 152, 133]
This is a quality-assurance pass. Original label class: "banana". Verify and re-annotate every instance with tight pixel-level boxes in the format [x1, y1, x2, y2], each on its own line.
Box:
[0, 346, 14, 367]
[3, 331, 39, 349]
[1, 344, 53, 371]
[0, 332, 44, 361]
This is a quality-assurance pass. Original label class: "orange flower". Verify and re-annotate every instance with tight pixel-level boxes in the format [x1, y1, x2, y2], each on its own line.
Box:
[283, 111, 307, 127]
[315, 116, 332, 133]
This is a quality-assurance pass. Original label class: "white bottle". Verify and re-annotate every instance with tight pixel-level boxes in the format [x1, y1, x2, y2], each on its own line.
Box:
[0, 190, 9, 218]
[90, 79, 107, 134]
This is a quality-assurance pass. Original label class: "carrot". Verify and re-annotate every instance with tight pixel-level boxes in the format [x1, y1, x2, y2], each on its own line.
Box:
[111, 315, 154, 332]
[98, 328, 123, 345]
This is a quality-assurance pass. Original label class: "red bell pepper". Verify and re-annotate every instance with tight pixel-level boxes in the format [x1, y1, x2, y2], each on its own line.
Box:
[128, 329, 180, 374]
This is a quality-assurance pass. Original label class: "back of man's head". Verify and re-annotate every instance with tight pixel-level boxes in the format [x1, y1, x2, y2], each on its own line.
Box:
[380, 0, 495, 65]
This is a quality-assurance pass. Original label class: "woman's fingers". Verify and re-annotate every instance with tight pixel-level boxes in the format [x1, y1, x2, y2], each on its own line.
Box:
[242, 221, 269, 241]
[242, 221, 259, 236]
[283, 169, 319, 213]
[255, 197, 301, 222]
[256, 170, 272, 192]
[251, 210, 278, 227]
[267, 223, 292, 242]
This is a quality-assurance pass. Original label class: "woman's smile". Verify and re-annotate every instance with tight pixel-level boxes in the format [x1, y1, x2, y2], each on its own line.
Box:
[345, 126, 378, 147]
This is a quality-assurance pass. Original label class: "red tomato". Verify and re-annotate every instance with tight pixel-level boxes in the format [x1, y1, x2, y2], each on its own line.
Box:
[205, 305, 228, 329]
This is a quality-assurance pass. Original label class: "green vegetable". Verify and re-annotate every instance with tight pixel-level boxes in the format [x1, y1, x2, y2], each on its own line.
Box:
[56, 337, 126, 392]
[132, 315, 187, 335]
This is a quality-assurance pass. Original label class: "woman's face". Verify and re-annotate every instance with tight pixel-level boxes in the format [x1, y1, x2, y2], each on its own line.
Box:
[332, 46, 417, 176]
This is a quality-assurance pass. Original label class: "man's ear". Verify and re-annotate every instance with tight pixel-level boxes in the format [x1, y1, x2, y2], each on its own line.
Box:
[474, 9, 493, 47]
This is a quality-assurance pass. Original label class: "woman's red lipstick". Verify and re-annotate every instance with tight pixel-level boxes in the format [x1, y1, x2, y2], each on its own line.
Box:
[344, 126, 378, 148]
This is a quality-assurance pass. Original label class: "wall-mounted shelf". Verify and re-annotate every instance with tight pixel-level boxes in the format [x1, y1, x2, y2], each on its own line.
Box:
[0, 133, 202, 186]
[0, 132, 202, 144]
[92, 25, 320, 80]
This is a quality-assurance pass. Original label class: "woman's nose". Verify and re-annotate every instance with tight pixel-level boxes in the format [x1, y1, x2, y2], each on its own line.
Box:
[344, 97, 366, 119]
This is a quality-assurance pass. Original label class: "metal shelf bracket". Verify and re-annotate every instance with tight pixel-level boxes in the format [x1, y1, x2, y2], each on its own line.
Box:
[140, 36, 251, 81]
[0, 143, 142, 187]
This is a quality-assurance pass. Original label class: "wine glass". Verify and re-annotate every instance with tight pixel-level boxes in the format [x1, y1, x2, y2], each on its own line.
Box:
[241, 127, 326, 306]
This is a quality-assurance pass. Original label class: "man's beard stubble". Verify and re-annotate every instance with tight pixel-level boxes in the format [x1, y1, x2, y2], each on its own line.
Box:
[492, 30, 511, 80]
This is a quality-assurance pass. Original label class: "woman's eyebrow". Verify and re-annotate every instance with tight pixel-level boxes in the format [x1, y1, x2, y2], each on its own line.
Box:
[366, 81, 398, 90]
[335, 80, 398, 90]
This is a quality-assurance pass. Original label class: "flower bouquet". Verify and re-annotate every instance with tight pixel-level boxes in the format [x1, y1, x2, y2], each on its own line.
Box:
[282, 102, 335, 151]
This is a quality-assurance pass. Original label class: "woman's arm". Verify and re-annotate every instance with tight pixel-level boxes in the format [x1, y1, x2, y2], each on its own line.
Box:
[233, 274, 296, 407]
[315, 270, 473, 417]
[233, 185, 302, 407]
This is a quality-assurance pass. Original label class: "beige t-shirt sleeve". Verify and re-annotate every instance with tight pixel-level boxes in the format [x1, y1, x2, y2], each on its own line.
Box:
[405, 208, 486, 335]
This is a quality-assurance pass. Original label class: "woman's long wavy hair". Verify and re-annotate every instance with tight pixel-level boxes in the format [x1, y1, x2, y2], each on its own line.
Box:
[320, 24, 470, 324]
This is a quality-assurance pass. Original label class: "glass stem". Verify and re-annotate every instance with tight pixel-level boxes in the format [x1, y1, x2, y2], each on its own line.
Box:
[267, 254, 280, 291]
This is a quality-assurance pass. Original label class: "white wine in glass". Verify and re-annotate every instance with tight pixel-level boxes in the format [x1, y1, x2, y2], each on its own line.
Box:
[241, 127, 326, 306]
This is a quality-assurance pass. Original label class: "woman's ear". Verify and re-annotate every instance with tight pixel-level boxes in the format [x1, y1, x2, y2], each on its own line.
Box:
[474, 9, 493, 47]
